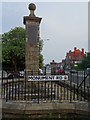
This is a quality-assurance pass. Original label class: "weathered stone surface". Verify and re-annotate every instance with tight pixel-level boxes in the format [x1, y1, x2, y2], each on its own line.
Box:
[24, 3, 42, 76]
[2, 101, 90, 118]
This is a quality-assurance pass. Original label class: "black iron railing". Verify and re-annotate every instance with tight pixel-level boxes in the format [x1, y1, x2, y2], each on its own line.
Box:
[1, 70, 90, 103]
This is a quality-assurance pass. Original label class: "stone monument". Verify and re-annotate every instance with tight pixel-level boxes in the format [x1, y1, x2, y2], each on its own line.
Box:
[23, 3, 42, 76]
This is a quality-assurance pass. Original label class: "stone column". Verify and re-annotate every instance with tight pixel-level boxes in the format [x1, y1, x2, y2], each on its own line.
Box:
[23, 3, 42, 76]
[50, 60, 57, 75]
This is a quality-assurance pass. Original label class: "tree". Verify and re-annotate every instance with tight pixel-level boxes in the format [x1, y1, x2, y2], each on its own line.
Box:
[39, 39, 44, 68]
[2, 27, 44, 73]
[77, 52, 90, 70]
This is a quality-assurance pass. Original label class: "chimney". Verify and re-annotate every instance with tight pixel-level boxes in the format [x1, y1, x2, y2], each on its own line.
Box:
[82, 48, 84, 54]
[74, 47, 77, 51]
[52, 60, 55, 63]
[69, 50, 71, 53]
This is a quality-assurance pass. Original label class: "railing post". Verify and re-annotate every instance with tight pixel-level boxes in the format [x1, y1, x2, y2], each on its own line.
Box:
[47, 84, 49, 100]
[14, 82, 16, 100]
[88, 75, 90, 117]
[60, 86, 62, 102]
[63, 81, 66, 100]
[37, 81, 39, 104]
[1, 71, 3, 99]
[84, 71, 86, 101]
[51, 81, 53, 101]
[73, 84, 75, 101]
[70, 71, 72, 103]
[18, 77, 20, 100]
[24, 70, 27, 100]
[77, 71, 79, 100]
[6, 78, 8, 102]
[57, 83, 59, 101]
[44, 81, 46, 101]
[11, 76, 14, 100]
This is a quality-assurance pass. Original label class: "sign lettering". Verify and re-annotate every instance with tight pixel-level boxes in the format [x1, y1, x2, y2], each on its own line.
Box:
[28, 75, 68, 81]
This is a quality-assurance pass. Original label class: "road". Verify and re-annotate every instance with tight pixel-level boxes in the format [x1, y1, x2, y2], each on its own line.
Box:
[67, 70, 90, 87]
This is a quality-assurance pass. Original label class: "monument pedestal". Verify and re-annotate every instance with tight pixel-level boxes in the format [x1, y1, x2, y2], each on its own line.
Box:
[23, 3, 42, 77]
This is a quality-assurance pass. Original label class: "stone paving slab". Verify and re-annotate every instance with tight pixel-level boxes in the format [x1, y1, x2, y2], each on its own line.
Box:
[2, 100, 90, 118]
[2, 100, 89, 112]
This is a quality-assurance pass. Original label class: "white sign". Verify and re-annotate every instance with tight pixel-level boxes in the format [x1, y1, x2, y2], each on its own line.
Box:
[28, 75, 68, 81]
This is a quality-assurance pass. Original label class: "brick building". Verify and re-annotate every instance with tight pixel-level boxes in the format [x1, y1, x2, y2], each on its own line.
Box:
[65, 47, 86, 69]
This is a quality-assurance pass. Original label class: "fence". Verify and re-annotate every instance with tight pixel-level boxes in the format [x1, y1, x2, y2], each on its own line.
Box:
[1, 70, 90, 103]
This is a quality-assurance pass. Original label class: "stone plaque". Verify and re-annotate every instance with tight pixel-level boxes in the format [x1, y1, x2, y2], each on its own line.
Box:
[27, 25, 38, 44]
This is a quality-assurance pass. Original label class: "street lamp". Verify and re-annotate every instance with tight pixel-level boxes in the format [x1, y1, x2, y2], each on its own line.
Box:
[39, 37, 50, 52]
[39, 37, 50, 41]
[38, 38, 50, 74]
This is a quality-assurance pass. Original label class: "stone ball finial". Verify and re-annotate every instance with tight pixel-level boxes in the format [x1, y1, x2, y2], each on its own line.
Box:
[28, 3, 36, 11]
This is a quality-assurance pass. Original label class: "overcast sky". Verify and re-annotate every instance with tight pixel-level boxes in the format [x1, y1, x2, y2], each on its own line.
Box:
[1, 1, 88, 64]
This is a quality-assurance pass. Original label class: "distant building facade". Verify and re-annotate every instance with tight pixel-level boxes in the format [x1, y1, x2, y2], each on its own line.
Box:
[46, 47, 86, 73]
[50, 60, 57, 75]
[65, 47, 86, 69]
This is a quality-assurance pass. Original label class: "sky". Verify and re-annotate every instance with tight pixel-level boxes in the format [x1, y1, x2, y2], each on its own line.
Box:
[1, 0, 89, 64]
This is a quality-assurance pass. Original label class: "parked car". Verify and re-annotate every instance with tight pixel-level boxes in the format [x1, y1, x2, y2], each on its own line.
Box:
[70, 69, 78, 73]
[1, 71, 14, 79]
[7, 73, 14, 79]
[19, 71, 25, 77]
[56, 68, 65, 75]
[39, 69, 43, 75]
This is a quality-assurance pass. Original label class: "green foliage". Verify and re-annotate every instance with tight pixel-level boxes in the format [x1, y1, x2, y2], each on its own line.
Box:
[85, 52, 90, 68]
[39, 39, 44, 68]
[77, 52, 90, 70]
[2, 27, 25, 72]
[39, 39, 43, 52]
[39, 54, 44, 68]
[2, 27, 44, 72]
[0, 41, 2, 70]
